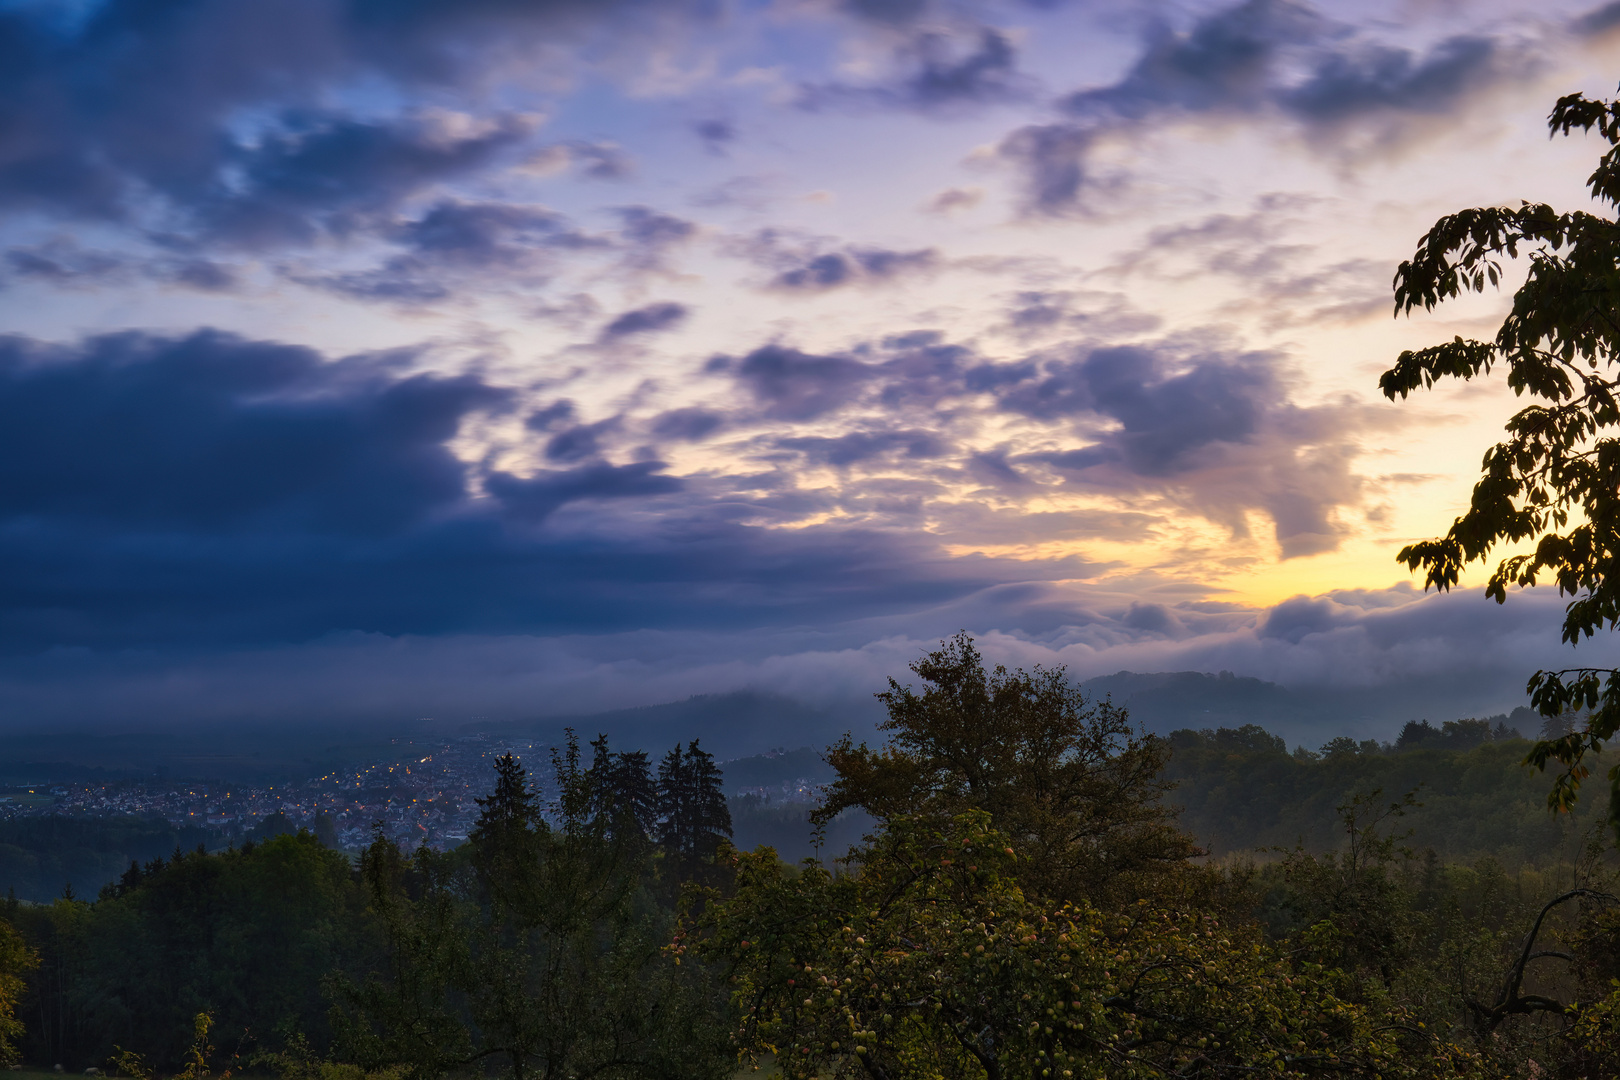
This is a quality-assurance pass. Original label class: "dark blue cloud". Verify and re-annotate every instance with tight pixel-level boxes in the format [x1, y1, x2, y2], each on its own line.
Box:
[999, 0, 1519, 214]
[615, 206, 698, 271]
[292, 199, 603, 302]
[726, 344, 874, 420]
[543, 418, 620, 463]
[777, 429, 947, 467]
[1277, 35, 1500, 125]
[693, 118, 735, 152]
[997, 346, 1272, 475]
[600, 301, 688, 338]
[1063, 0, 1318, 122]
[650, 407, 726, 442]
[0, 330, 507, 534]
[1573, 1, 1620, 34]
[903, 29, 1023, 107]
[3, 240, 241, 293]
[966, 450, 1030, 489]
[0, 0, 708, 239]
[993, 123, 1099, 216]
[768, 246, 938, 292]
[801, 25, 1032, 112]
[527, 399, 577, 431]
[196, 111, 538, 246]
[485, 459, 680, 517]
[398, 201, 594, 266]
[1259, 594, 1351, 643]
[0, 329, 1088, 653]
[838, 0, 931, 24]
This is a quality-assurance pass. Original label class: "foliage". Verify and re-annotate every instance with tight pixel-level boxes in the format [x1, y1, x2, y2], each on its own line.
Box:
[1379, 86, 1620, 819]
[817, 632, 1196, 904]
[8, 830, 362, 1070]
[329, 737, 731, 1080]
[703, 810, 1478, 1080]
[1164, 727, 1605, 862]
[657, 739, 733, 881]
[111, 1012, 229, 1080]
[252, 1031, 403, 1080]
[0, 815, 216, 903]
[586, 735, 660, 842]
[0, 900, 38, 1067]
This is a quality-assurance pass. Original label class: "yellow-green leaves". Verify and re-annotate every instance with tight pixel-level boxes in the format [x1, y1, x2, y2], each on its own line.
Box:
[704, 813, 1475, 1080]
[1381, 89, 1620, 816]
[0, 914, 35, 1069]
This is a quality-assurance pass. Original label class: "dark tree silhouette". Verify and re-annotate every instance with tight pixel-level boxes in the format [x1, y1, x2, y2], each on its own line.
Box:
[585, 735, 660, 842]
[657, 740, 732, 869]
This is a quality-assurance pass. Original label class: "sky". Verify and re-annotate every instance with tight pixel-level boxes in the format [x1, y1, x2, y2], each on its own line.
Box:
[3, 0, 1620, 743]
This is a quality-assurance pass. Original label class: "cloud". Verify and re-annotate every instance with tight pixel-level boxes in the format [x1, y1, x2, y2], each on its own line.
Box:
[678, 323, 1372, 561]
[924, 186, 984, 215]
[3, 239, 243, 294]
[693, 119, 735, 153]
[1, 577, 1612, 749]
[600, 301, 689, 339]
[801, 26, 1033, 112]
[1000, 290, 1162, 339]
[721, 344, 876, 420]
[523, 140, 636, 179]
[196, 110, 541, 247]
[1000, 346, 1272, 474]
[0, 327, 1091, 655]
[741, 232, 940, 293]
[486, 459, 680, 517]
[0, 329, 1584, 736]
[288, 199, 604, 303]
[0, 330, 508, 537]
[542, 417, 622, 463]
[0, 0, 709, 246]
[994, 0, 1526, 215]
[1573, 1, 1620, 35]
[6, 240, 133, 288]
[616, 206, 699, 272]
[776, 429, 948, 467]
[650, 407, 726, 442]
[974, 341, 1368, 557]
[1112, 199, 1389, 327]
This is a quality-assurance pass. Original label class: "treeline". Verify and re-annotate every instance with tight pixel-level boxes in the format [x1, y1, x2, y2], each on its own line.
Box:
[0, 734, 736, 1074]
[6, 639, 1620, 1078]
[1165, 723, 1605, 862]
[0, 816, 217, 905]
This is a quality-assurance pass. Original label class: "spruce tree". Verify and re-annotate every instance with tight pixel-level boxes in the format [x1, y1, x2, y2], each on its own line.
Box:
[656, 743, 689, 856]
[586, 736, 660, 842]
[657, 740, 732, 867]
[470, 752, 543, 898]
[472, 752, 542, 843]
[684, 740, 732, 860]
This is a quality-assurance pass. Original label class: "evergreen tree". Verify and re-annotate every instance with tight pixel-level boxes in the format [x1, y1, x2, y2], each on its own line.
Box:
[657, 740, 732, 867]
[470, 752, 544, 902]
[684, 741, 732, 859]
[585, 736, 660, 842]
[471, 753, 542, 844]
[337, 745, 732, 1080]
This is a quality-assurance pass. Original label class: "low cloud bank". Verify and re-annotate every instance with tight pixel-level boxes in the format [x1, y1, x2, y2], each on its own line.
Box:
[0, 584, 1610, 753]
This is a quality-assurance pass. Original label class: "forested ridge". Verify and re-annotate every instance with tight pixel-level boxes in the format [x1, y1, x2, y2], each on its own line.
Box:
[1165, 725, 1608, 864]
[5, 637, 1620, 1079]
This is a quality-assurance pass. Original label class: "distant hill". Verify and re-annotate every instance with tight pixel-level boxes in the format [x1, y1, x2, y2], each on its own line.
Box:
[476, 690, 880, 760]
[1081, 670, 1303, 736]
[1076, 669, 1533, 748]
